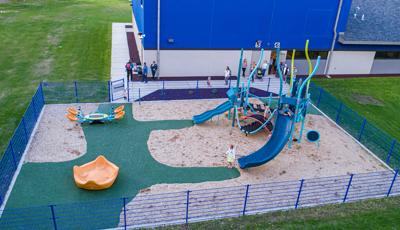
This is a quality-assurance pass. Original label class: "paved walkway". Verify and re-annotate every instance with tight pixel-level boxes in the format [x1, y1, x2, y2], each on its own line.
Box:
[110, 22, 289, 102]
[124, 77, 288, 102]
[111, 23, 131, 82]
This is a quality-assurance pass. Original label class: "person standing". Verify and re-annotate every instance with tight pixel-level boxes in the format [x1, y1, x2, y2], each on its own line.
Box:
[130, 60, 135, 81]
[225, 144, 236, 168]
[224, 66, 231, 85]
[125, 60, 132, 82]
[150, 61, 158, 80]
[261, 60, 269, 77]
[242, 58, 248, 77]
[142, 62, 148, 83]
[250, 62, 256, 82]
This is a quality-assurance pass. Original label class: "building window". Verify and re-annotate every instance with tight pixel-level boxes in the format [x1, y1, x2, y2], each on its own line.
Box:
[286, 50, 328, 59]
[375, 52, 400, 59]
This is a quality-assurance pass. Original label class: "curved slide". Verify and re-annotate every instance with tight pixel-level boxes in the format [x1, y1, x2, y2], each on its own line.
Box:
[193, 101, 233, 124]
[238, 113, 293, 169]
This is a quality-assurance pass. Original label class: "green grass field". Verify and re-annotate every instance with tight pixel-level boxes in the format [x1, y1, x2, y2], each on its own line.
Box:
[314, 77, 400, 141]
[0, 0, 130, 154]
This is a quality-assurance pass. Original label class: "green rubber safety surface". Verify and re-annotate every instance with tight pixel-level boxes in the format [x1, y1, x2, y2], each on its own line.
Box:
[1, 103, 239, 229]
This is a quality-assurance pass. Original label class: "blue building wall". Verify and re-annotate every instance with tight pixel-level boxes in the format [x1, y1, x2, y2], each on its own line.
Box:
[136, 0, 400, 51]
[142, 0, 344, 50]
[132, 0, 144, 33]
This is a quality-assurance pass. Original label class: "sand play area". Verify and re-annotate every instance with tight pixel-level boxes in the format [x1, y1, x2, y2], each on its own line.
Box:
[133, 99, 387, 194]
[22, 100, 386, 196]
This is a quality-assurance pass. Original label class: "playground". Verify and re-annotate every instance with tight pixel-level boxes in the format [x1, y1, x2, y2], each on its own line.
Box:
[2, 43, 387, 210]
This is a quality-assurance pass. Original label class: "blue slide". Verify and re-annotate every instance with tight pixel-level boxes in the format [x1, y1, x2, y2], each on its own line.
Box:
[193, 101, 233, 124]
[238, 113, 293, 169]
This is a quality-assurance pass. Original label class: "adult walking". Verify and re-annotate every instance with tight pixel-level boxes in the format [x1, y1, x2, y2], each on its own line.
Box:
[125, 60, 132, 82]
[261, 60, 269, 77]
[142, 62, 148, 83]
[242, 58, 248, 77]
[150, 61, 158, 80]
[224, 66, 231, 85]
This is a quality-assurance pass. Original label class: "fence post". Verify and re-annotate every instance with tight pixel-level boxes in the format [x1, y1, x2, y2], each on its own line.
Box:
[9, 142, 17, 168]
[335, 103, 343, 123]
[107, 81, 111, 102]
[267, 77, 271, 92]
[162, 80, 165, 95]
[357, 118, 367, 141]
[343, 174, 354, 203]
[196, 80, 199, 99]
[122, 197, 127, 229]
[295, 179, 304, 209]
[127, 81, 130, 102]
[49, 205, 58, 230]
[32, 97, 38, 118]
[242, 184, 250, 216]
[185, 190, 191, 224]
[138, 88, 141, 105]
[387, 169, 399, 197]
[316, 88, 323, 107]
[385, 140, 397, 165]
[22, 117, 29, 142]
[40, 82, 46, 104]
[74, 81, 78, 103]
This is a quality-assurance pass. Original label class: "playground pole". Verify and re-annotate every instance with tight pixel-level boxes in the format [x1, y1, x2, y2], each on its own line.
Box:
[245, 49, 264, 113]
[232, 49, 244, 127]
[294, 57, 321, 145]
[276, 45, 283, 106]
[289, 49, 296, 96]
[236, 49, 244, 90]
[305, 40, 313, 96]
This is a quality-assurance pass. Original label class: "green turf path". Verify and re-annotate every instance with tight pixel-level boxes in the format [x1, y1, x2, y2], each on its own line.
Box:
[2, 104, 239, 228]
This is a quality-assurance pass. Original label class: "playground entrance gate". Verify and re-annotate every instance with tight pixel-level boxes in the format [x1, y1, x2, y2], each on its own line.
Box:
[110, 78, 125, 101]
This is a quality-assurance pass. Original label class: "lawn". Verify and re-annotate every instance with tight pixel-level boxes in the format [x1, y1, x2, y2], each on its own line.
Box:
[161, 196, 400, 229]
[0, 0, 131, 155]
[313, 77, 400, 141]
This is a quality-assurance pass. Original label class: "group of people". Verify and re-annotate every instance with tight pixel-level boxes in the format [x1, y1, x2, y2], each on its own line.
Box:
[125, 60, 158, 83]
[241, 58, 294, 80]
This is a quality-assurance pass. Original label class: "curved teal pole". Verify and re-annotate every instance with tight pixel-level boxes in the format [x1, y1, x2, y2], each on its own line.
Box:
[236, 49, 244, 91]
[276, 47, 284, 105]
[232, 49, 244, 127]
[288, 56, 321, 148]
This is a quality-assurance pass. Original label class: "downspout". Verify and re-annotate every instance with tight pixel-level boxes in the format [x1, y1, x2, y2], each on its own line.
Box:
[324, 0, 343, 76]
[156, 0, 161, 78]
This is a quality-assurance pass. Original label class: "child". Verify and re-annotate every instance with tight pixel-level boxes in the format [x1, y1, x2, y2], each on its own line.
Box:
[207, 76, 212, 87]
[226, 144, 236, 168]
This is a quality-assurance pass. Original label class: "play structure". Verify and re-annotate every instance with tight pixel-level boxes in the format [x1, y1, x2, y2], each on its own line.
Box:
[193, 40, 321, 169]
[73, 155, 119, 190]
[66, 105, 125, 123]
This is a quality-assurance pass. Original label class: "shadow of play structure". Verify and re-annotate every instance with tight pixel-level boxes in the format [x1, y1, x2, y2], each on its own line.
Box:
[193, 40, 321, 169]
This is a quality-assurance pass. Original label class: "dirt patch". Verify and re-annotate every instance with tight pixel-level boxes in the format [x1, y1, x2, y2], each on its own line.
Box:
[352, 94, 383, 106]
[25, 103, 99, 163]
[34, 58, 53, 76]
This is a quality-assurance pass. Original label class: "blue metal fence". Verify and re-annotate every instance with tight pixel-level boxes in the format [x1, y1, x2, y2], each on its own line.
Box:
[0, 170, 398, 229]
[309, 83, 400, 169]
[0, 84, 45, 208]
[0, 80, 399, 229]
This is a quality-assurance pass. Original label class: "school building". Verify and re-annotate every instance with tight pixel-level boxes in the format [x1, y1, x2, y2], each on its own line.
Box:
[130, 0, 400, 77]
